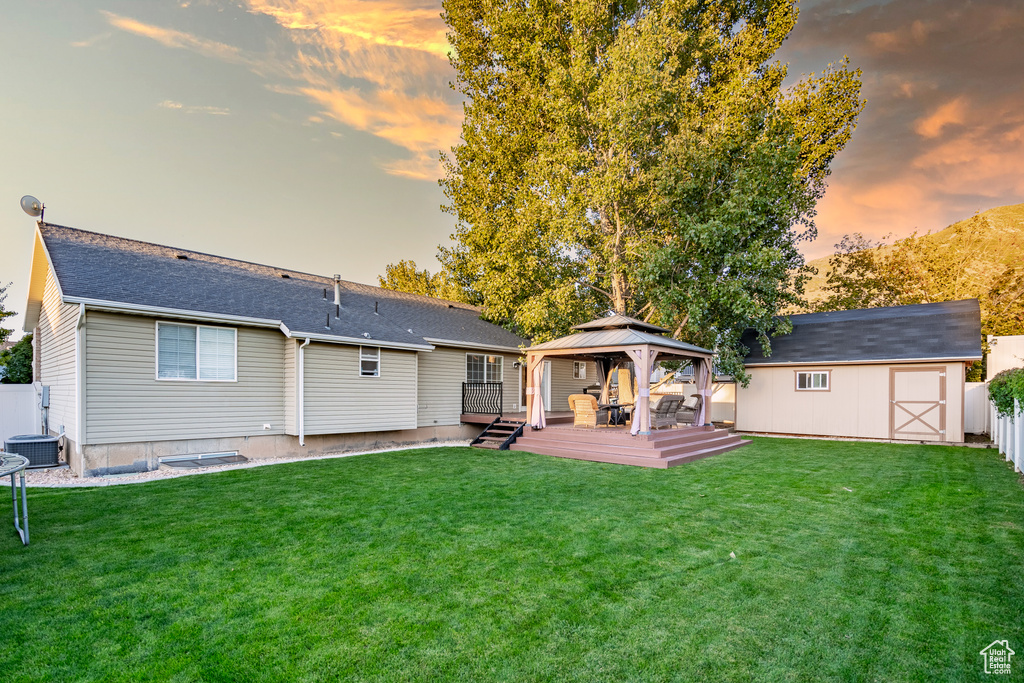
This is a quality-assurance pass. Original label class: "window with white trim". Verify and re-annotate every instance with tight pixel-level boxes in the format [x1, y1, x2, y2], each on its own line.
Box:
[157, 322, 236, 381]
[466, 353, 503, 383]
[573, 361, 587, 380]
[360, 346, 380, 377]
[796, 371, 829, 391]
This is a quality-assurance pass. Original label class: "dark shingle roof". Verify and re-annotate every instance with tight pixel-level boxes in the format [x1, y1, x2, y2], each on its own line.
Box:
[741, 300, 982, 365]
[39, 224, 528, 350]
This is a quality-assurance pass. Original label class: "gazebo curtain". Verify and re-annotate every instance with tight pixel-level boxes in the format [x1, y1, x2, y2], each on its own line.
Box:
[695, 358, 713, 426]
[625, 348, 659, 435]
[529, 361, 547, 429]
[596, 357, 615, 403]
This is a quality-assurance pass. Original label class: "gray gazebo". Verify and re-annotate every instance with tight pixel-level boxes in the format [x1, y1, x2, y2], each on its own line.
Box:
[524, 315, 715, 435]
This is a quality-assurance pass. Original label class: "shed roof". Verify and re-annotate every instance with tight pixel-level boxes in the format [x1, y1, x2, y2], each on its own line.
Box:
[34, 223, 528, 350]
[741, 299, 983, 365]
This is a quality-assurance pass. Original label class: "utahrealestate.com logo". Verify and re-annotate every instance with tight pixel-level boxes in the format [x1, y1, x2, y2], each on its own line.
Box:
[980, 640, 1014, 675]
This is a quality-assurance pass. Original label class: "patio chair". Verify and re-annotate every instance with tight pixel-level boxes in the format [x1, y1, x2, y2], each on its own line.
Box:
[675, 394, 703, 426]
[651, 395, 687, 429]
[568, 393, 609, 428]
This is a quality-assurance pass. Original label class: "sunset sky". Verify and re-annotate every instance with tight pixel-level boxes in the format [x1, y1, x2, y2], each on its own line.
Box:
[1, 0, 1022, 336]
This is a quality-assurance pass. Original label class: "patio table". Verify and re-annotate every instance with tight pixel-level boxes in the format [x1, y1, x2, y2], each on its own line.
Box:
[600, 403, 632, 426]
[1, 453, 29, 545]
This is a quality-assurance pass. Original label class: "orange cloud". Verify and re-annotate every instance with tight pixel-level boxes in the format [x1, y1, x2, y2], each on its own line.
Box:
[246, 0, 450, 58]
[103, 5, 463, 180]
[301, 86, 461, 180]
[866, 19, 936, 54]
[914, 98, 968, 138]
[102, 11, 254, 67]
[805, 97, 1024, 261]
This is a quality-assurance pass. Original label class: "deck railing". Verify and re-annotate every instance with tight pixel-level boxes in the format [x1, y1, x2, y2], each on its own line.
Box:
[462, 382, 503, 415]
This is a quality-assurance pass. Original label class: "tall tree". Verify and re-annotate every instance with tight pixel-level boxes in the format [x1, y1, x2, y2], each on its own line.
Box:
[378, 259, 473, 303]
[440, 0, 862, 379]
[0, 334, 32, 384]
[0, 282, 15, 347]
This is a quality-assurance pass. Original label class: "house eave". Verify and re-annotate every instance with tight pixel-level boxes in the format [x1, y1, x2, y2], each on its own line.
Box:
[744, 356, 982, 368]
[61, 297, 285, 329]
[285, 330, 434, 352]
[422, 337, 525, 354]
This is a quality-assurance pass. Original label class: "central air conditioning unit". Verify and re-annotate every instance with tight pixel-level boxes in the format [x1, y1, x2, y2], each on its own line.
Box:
[4, 434, 61, 468]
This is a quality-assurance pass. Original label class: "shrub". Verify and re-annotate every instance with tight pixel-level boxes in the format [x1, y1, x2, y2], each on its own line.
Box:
[988, 367, 1024, 417]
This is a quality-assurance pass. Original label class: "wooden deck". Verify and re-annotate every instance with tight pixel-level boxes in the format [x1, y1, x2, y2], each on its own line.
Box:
[460, 412, 573, 425]
[509, 423, 749, 468]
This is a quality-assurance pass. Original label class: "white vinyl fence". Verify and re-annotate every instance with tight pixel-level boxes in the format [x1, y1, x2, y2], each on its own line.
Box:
[965, 382, 990, 434]
[0, 384, 41, 445]
[991, 398, 1023, 473]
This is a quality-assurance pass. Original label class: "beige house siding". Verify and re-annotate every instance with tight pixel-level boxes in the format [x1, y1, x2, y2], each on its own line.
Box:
[303, 343, 417, 434]
[84, 312, 286, 443]
[736, 362, 965, 442]
[36, 265, 78, 440]
[284, 339, 298, 435]
[417, 347, 525, 427]
[548, 359, 598, 412]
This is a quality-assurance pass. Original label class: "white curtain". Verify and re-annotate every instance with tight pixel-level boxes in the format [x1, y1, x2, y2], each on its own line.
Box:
[529, 361, 547, 429]
[696, 358, 712, 426]
[626, 348, 658, 435]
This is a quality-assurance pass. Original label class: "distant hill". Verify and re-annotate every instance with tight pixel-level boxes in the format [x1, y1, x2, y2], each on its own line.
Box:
[802, 203, 1024, 310]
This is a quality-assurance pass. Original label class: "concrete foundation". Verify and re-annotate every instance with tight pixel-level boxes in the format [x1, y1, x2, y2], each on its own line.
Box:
[74, 424, 481, 477]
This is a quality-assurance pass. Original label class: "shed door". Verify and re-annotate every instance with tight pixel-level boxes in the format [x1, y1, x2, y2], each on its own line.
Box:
[890, 367, 946, 441]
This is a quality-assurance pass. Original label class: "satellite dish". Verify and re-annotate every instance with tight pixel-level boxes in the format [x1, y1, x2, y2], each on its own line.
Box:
[20, 195, 44, 219]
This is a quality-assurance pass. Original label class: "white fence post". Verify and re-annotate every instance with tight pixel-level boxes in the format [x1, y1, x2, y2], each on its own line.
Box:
[1016, 399, 1022, 473]
[1011, 403, 1019, 466]
[994, 402, 1001, 452]
[1003, 411, 1009, 460]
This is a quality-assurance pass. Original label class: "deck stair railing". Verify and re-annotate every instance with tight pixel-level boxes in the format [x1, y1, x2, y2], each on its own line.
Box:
[462, 382, 503, 415]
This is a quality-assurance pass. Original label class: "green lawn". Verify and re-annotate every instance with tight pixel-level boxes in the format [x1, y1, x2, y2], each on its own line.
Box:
[1, 439, 1022, 682]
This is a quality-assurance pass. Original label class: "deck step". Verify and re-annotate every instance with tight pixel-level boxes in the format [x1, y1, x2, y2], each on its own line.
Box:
[514, 429, 740, 459]
[509, 426, 749, 468]
[470, 417, 527, 451]
[521, 425, 716, 449]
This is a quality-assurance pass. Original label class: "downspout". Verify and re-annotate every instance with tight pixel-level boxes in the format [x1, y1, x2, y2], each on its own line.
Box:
[298, 337, 311, 446]
[75, 303, 86, 456]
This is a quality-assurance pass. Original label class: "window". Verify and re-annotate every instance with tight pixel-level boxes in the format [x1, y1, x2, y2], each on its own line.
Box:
[796, 370, 830, 391]
[157, 323, 236, 381]
[573, 361, 587, 380]
[466, 353, 503, 383]
[360, 346, 380, 377]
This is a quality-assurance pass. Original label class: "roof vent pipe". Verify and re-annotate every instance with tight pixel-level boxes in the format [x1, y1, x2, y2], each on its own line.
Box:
[333, 274, 341, 306]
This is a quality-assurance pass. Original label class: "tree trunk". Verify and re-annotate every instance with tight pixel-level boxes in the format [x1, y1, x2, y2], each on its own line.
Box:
[601, 203, 629, 314]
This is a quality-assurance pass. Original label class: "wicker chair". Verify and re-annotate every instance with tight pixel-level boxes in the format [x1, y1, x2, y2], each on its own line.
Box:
[675, 394, 703, 426]
[651, 395, 687, 429]
[568, 393, 609, 428]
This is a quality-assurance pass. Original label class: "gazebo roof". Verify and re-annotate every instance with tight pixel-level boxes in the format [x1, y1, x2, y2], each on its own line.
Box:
[527, 327, 713, 358]
[571, 314, 670, 334]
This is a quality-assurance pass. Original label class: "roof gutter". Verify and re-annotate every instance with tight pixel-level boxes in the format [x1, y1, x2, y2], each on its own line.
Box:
[285, 330, 434, 352]
[62, 297, 283, 329]
[422, 338, 525, 354]
[743, 356, 983, 367]
[59, 298, 435, 351]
